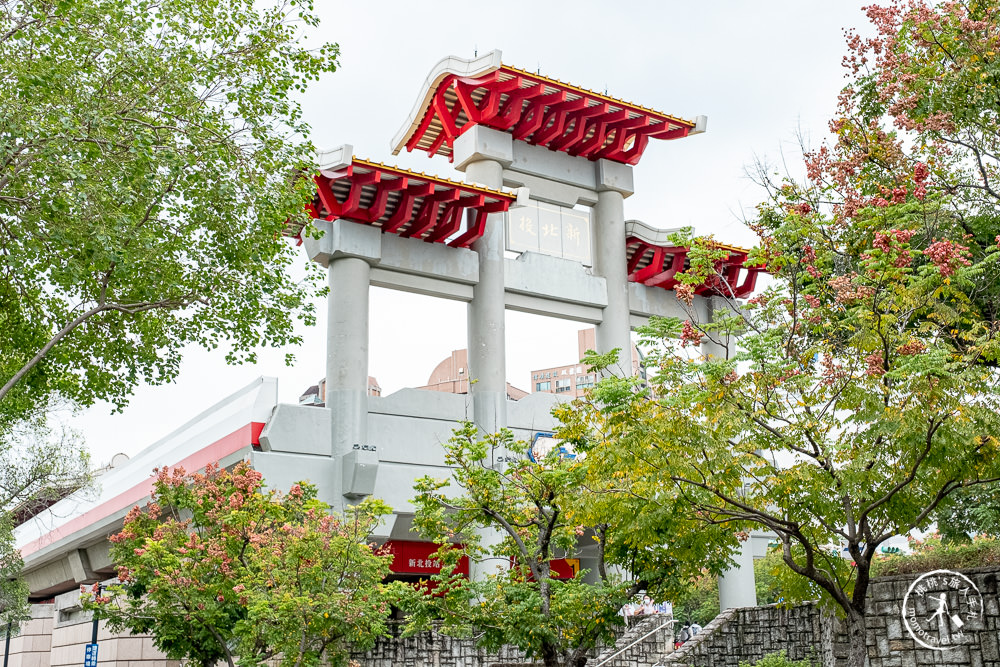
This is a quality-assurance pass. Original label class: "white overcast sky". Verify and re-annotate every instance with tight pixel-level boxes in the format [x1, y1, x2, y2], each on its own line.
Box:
[76, 0, 874, 464]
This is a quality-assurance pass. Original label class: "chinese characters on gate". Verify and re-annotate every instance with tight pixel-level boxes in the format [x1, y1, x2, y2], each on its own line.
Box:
[506, 200, 592, 265]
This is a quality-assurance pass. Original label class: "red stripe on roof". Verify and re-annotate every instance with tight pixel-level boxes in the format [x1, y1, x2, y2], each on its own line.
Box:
[20, 422, 265, 558]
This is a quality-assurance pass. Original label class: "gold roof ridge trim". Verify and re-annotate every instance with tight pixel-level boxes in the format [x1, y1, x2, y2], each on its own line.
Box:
[499, 64, 697, 129]
[349, 157, 517, 200]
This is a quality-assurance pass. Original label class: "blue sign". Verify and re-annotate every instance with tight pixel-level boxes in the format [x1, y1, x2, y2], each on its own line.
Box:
[527, 432, 577, 463]
[84, 643, 99, 667]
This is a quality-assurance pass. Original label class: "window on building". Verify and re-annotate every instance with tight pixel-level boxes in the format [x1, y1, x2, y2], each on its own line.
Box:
[556, 379, 571, 388]
[536, 381, 551, 391]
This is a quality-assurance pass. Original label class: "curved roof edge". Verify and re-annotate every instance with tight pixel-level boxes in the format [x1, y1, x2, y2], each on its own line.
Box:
[625, 219, 684, 246]
[391, 50, 503, 156]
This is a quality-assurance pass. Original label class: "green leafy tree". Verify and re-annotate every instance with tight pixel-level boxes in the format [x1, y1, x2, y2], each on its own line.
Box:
[566, 4, 1000, 667]
[1, 419, 91, 624]
[0, 517, 28, 627]
[0, 0, 335, 434]
[577, 215, 1000, 667]
[405, 423, 688, 667]
[932, 485, 1000, 542]
[670, 573, 718, 627]
[667, 551, 793, 626]
[754, 0, 1000, 350]
[88, 462, 393, 667]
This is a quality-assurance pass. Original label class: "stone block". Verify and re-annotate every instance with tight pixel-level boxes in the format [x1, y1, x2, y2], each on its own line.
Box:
[29, 633, 52, 653]
[453, 126, 513, 172]
[886, 617, 904, 640]
[944, 646, 971, 665]
[874, 584, 895, 602]
[986, 596, 1000, 616]
[874, 601, 897, 617]
[115, 638, 143, 661]
[49, 644, 77, 666]
[984, 636, 1000, 662]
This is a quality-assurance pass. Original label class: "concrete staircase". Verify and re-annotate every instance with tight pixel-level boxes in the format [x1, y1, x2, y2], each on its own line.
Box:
[590, 615, 675, 667]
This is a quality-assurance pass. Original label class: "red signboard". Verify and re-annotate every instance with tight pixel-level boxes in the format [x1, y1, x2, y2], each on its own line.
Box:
[513, 557, 581, 580]
[384, 540, 470, 578]
[550, 558, 580, 580]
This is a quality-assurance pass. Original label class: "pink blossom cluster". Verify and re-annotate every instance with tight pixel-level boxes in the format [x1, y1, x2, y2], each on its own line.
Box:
[674, 282, 695, 306]
[828, 274, 875, 303]
[923, 239, 971, 276]
[680, 320, 704, 346]
[777, 368, 804, 382]
[913, 162, 929, 199]
[155, 465, 189, 488]
[800, 245, 824, 278]
[896, 340, 926, 355]
[871, 229, 916, 268]
[865, 352, 885, 376]
[820, 355, 849, 386]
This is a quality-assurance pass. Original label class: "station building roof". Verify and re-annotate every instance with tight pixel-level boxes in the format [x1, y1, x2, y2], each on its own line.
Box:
[625, 220, 762, 298]
[291, 146, 518, 248]
[393, 51, 705, 166]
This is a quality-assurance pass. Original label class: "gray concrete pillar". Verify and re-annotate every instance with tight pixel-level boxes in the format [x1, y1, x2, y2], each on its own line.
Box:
[326, 254, 376, 506]
[593, 188, 632, 374]
[701, 303, 757, 609]
[464, 157, 507, 435]
[719, 538, 757, 610]
[327, 255, 371, 451]
[304, 217, 382, 508]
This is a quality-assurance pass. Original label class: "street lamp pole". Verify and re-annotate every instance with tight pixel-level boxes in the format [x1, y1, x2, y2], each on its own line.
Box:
[3, 620, 12, 667]
[84, 584, 104, 667]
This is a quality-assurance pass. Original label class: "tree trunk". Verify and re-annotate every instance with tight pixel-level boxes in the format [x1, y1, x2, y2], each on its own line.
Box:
[845, 608, 868, 667]
[541, 643, 561, 667]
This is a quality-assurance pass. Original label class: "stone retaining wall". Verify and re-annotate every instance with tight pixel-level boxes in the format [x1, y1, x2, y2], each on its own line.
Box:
[663, 604, 831, 667]
[662, 566, 1000, 667]
[349, 625, 537, 667]
[863, 567, 1000, 667]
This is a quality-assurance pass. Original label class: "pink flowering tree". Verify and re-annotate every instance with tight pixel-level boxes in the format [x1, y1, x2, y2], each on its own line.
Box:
[86, 462, 394, 667]
[562, 3, 1000, 667]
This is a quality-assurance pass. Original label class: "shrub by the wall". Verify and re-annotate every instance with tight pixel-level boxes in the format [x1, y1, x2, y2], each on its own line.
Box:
[872, 533, 1000, 576]
[738, 649, 815, 667]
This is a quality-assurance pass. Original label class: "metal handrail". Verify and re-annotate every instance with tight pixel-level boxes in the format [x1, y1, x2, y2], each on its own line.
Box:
[592, 618, 674, 667]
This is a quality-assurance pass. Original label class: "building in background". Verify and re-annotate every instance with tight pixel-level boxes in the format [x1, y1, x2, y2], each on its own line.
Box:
[416, 349, 529, 400]
[299, 376, 382, 406]
[297, 328, 644, 405]
[529, 329, 644, 399]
